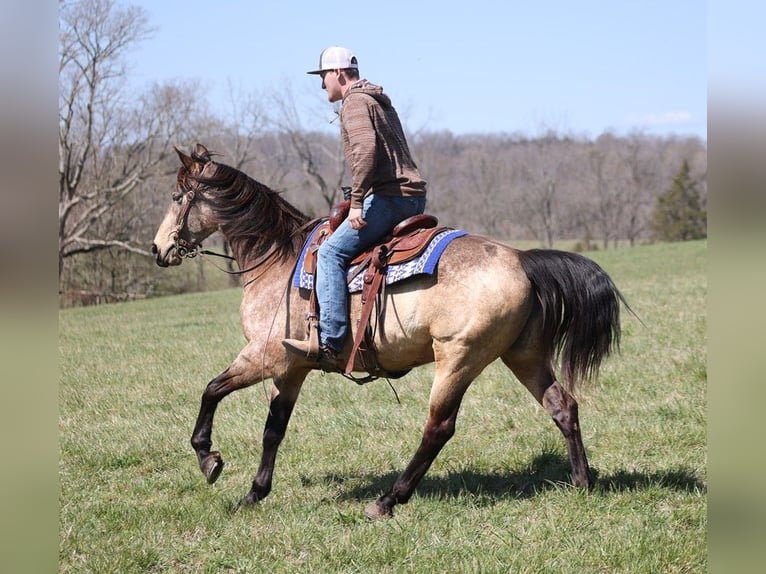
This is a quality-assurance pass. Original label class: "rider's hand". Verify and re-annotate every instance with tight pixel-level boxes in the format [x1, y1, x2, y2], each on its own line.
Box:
[348, 207, 367, 230]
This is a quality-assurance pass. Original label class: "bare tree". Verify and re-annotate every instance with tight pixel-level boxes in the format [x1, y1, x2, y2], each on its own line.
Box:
[618, 133, 659, 246]
[187, 85, 287, 286]
[587, 136, 628, 249]
[58, 0, 195, 283]
[512, 132, 570, 247]
[456, 136, 516, 237]
[269, 84, 346, 212]
[410, 131, 463, 221]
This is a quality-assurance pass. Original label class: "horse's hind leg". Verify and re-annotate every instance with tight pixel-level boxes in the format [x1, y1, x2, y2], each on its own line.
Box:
[502, 353, 593, 488]
[541, 379, 593, 488]
[365, 347, 484, 519]
[364, 400, 463, 520]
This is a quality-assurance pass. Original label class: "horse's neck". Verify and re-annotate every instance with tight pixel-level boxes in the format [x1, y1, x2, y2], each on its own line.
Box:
[215, 180, 310, 285]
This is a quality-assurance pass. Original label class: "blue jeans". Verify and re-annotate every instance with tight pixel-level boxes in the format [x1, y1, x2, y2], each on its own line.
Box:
[316, 194, 427, 352]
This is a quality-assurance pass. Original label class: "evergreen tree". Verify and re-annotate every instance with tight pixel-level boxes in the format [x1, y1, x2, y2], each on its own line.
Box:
[650, 160, 707, 241]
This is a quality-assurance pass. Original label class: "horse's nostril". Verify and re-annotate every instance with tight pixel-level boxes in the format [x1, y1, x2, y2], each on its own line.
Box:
[151, 243, 158, 255]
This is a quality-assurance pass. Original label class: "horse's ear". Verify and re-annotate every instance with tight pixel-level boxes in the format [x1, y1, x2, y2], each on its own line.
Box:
[175, 146, 195, 171]
[193, 143, 210, 162]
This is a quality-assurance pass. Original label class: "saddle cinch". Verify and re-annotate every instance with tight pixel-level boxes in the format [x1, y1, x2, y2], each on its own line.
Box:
[301, 199, 447, 379]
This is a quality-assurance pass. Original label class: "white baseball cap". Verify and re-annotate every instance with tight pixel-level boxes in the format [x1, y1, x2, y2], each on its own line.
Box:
[306, 46, 358, 75]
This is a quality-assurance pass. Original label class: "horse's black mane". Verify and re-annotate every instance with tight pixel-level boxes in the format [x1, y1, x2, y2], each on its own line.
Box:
[184, 158, 312, 266]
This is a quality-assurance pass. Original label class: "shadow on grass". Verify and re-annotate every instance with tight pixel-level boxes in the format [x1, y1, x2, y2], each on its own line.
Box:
[310, 452, 706, 504]
[596, 467, 707, 494]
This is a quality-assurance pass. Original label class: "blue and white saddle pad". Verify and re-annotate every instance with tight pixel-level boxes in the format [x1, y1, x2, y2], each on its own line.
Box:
[292, 223, 468, 293]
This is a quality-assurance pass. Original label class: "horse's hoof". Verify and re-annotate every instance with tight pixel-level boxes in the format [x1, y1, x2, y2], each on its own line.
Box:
[202, 452, 224, 484]
[572, 468, 595, 489]
[232, 497, 251, 513]
[364, 500, 393, 520]
[236, 492, 262, 510]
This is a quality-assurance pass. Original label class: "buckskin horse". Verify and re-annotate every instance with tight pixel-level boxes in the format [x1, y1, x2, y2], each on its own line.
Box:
[151, 143, 630, 519]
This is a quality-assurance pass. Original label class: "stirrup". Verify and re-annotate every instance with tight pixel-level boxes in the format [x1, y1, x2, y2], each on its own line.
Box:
[306, 317, 320, 357]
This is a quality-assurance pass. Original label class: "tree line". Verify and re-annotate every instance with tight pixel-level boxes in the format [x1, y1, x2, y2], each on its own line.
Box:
[59, 0, 706, 306]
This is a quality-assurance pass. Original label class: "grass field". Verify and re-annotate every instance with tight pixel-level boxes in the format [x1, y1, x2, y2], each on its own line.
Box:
[59, 240, 706, 573]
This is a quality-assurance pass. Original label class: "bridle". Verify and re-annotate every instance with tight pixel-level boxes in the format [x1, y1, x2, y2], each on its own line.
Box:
[170, 188, 202, 259]
[167, 182, 256, 276]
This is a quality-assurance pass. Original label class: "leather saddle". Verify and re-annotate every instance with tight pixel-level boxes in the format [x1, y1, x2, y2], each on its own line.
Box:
[301, 200, 446, 379]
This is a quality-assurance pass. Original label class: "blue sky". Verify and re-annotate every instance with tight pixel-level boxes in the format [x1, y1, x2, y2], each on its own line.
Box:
[127, 0, 707, 140]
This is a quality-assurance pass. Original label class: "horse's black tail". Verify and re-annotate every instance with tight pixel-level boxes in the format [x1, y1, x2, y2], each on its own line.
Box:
[518, 249, 633, 393]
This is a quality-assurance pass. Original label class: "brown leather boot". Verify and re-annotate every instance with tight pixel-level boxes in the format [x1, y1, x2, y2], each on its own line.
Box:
[282, 338, 318, 359]
[282, 339, 342, 372]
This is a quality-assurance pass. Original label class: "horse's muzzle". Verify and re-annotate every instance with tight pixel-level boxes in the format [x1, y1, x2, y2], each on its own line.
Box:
[151, 242, 173, 267]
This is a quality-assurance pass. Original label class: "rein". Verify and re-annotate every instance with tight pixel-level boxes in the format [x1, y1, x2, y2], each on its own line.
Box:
[198, 246, 281, 289]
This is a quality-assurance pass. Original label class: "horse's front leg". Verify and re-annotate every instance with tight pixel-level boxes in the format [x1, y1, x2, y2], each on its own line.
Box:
[241, 377, 304, 505]
[190, 365, 248, 484]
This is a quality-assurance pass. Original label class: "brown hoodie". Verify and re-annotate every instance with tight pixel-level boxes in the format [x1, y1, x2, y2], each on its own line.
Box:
[340, 80, 427, 209]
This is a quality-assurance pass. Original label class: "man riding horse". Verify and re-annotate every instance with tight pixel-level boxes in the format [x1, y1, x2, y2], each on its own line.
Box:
[282, 46, 427, 370]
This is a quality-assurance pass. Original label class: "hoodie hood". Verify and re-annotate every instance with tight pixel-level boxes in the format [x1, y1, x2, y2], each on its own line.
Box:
[344, 79, 392, 108]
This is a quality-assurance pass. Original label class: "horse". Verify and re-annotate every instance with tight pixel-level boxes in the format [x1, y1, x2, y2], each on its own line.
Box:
[151, 143, 630, 519]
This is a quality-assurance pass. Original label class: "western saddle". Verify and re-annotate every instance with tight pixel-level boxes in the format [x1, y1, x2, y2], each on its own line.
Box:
[301, 199, 446, 379]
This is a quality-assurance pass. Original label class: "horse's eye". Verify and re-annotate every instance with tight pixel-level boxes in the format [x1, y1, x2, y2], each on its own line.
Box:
[172, 191, 183, 203]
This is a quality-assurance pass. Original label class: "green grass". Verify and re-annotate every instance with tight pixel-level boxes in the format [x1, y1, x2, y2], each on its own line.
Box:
[59, 240, 706, 573]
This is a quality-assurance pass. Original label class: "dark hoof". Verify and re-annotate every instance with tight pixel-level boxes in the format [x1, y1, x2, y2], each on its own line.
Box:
[572, 468, 596, 489]
[232, 496, 254, 514]
[235, 491, 265, 511]
[201, 452, 224, 484]
[364, 500, 393, 520]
